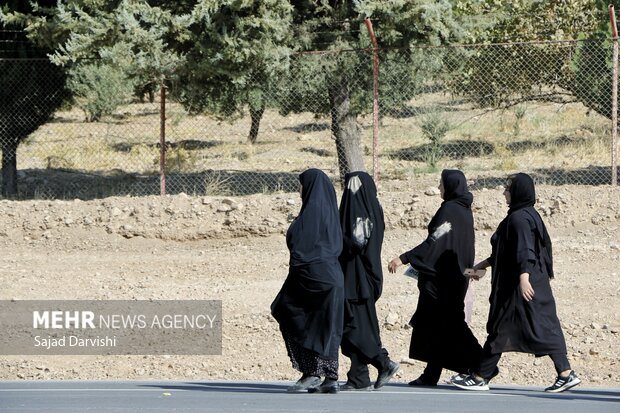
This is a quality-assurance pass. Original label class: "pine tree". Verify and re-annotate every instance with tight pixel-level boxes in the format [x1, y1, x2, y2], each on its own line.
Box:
[165, 0, 293, 144]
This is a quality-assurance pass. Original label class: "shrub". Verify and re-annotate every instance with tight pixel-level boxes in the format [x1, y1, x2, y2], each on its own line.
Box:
[68, 63, 134, 122]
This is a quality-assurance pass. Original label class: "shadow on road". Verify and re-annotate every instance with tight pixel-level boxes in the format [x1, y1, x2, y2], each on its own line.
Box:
[140, 382, 289, 394]
[141, 381, 619, 403]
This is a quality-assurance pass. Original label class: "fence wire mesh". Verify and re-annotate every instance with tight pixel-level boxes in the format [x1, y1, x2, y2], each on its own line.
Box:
[0, 39, 617, 199]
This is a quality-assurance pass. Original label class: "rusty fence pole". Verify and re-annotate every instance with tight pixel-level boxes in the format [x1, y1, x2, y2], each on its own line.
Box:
[159, 78, 167, 195]
[364, 18, 380, 184]
[610, 5, 618, 186]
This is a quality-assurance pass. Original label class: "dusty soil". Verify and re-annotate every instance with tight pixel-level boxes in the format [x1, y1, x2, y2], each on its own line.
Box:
[0, 181, 619, 388]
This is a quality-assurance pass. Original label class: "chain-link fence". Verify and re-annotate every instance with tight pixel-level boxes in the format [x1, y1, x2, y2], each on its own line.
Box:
[1, 38, 618, 199]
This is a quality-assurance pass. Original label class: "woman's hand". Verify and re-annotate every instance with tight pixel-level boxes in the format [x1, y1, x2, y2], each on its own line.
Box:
[388, 257, 403, 274]
[519, 273, 535, 302]
[473, 259, 490, 271]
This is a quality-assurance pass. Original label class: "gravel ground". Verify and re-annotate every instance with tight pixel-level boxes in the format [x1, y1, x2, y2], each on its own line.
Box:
[0, 182, 618, 388]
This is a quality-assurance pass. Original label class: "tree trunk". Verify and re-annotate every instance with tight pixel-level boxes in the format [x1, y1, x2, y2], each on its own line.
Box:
[248, 106, 265, 144]
[329, 78, 365, 182]
[1, 140, 18, 198]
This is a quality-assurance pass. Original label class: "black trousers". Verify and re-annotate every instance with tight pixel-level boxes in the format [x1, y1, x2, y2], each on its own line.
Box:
[478, 342, 571, 379]
[418, 362, 443, 385]
[346, 348, 391, 387]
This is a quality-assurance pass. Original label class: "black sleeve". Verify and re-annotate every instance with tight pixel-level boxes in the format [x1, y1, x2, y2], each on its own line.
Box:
[508, 214, 537, 275]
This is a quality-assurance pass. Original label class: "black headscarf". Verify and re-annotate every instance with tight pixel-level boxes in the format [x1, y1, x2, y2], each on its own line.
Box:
[339, 171, 385, 301]
[441, 169, 473, 207]
[287, 168, 342, 266]
[507, 173, 536, 214]
[499, 172, 554, 278]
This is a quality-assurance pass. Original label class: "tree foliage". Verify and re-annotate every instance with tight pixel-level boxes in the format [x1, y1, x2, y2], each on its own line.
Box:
[68, 62, 135, 121]
[7, 0, 614, 186]
[0, 0, 67, 197]
[10, 0, 186, 120]
[279, 0, 467, 178]
[448, 0, 612, 112]
[567, 0, 620, 121]
[165, 0, 293, 143]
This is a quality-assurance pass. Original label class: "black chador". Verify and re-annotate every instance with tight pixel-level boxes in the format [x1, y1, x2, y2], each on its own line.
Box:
[450, 173, 579, 393]
[271, 168, 344, 391]
[484, 173, 565, 357]
[399, 170, 482, 385]
[339, 171, 396, 389]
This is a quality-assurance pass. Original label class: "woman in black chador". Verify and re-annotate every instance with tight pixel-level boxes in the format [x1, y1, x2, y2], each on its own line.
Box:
[452, 173, 580, 392]
[271, 168, 344, 394]
[338, 171, 400, 391]
[388, 169, 482, 386]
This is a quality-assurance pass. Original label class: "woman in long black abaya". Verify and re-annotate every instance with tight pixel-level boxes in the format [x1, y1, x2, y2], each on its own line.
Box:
[338, 171, 399, 391]
[451, 173, 580, 393]
[271, 168, 344, 394]
[388, 170, 482, 386]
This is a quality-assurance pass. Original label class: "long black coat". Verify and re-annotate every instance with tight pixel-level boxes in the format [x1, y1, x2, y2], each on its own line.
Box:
[400, 170, 482, 373]
[271, 169, 344, 360]
[485, 173, 566, 355]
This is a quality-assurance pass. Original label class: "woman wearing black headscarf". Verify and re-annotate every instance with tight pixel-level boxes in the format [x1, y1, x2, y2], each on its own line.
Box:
[451, 173, 580, 392]
[338, 171, 400, 391]
[271, 168, 344, 394]
[388, 169, 482, 386]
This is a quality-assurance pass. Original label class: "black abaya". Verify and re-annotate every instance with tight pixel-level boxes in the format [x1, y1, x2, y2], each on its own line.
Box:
[484, 173, 566, 356]
[400, 170, 482, 374]
[271, 169, 344, 369]
[338, 171, 390, 386]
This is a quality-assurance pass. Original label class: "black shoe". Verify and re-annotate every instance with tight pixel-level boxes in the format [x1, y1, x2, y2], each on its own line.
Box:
[287, 374, 321, 392]
[408, 376, 437, 387]
[544, 371, 581, 393]
[341, 382, 373, 391]
[450, 373, 489, 391]
[374, 360, 400, 389]
[449, 373, 468, 383]
[450, 367, 498, 384]
[308, 378, 339, 394]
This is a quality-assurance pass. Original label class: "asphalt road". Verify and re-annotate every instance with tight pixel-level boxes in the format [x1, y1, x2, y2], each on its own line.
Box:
[0, 380, 618, 413]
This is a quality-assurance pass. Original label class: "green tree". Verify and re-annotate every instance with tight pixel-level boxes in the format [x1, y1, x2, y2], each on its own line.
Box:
[0, 1, 67, 198]
[68, 62, 135, 121]
[282, 0, 464, 179]
[568, 1, 620, 121]
[167, 0, 293, 144]
[12, 0, 480, 183]
[448, 0, 608, 110]
[15, 0, 185, 119]
[25, 1, 293, 143]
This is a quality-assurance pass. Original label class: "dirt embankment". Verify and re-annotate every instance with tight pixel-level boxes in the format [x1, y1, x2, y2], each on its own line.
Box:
[0, 184, 618, 387]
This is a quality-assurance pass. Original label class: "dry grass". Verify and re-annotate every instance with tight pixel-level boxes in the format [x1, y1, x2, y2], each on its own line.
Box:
[15, 91, 613, 197]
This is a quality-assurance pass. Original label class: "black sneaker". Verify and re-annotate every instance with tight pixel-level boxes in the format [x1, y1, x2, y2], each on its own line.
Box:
[308, 378, 339, 394]
[287, 374, 321, 392]
[544, 371, 581, 393]
[340, 382, 373, 391]
[374, 360, 400, 389]
[450, 374, 489, 391]
[450, 367, 499, 384]
[449, 373, 467, 382]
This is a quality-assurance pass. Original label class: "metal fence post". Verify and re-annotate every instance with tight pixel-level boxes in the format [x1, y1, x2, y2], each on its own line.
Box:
[610, 5, 618, 186]
[159, 77, 167, 195]
[364, 18, 380, 184]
